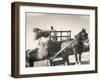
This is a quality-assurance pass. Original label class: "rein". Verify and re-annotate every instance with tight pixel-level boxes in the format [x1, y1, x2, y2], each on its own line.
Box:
[50, 40, 74, 60]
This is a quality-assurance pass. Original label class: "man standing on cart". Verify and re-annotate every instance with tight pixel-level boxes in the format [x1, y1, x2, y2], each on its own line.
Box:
[51, 26, 57, 42]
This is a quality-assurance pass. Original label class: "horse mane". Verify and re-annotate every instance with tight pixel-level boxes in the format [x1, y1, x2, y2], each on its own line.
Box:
[33, 28, 50, 40]
[33, 28, 42, 32]
[75, 28, 87, 41]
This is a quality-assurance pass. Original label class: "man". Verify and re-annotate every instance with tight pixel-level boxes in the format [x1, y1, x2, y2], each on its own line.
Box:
[51, 26, 57, 42]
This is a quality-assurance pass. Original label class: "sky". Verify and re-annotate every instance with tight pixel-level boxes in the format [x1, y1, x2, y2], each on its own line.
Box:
[26, 13, 90, 50]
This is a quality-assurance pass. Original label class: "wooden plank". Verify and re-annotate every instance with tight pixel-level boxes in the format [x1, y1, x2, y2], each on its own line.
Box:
[50, 30, 71, 32]
[51, 36, 71, 37]
[50, 30, 71, 42]
[61, 31, 62, 41]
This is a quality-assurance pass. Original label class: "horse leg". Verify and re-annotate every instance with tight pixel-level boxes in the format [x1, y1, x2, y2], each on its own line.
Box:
[50, 60, 53, 66]
[75, 53, 79, 64]
[79, 53, 82, 64]
[63, 54, 69, 65]
[29, 62, 34, 67]
[73, 48, 78, 64]
[47, 60, 50, 66]
[26, 61, 30, 67]
[66, 55, 70, 65]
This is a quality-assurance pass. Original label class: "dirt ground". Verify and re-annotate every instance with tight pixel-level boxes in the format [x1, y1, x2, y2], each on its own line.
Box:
[33, 52, 90, 67]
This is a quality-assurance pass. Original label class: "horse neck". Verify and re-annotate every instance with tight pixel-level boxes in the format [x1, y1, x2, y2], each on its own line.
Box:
[37, 36, 50, 58]
[74, 32, 83, 44]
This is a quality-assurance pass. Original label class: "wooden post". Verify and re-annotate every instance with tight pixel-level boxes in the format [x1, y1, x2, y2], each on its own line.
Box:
[70, 30, 71, 39]
[50, 31, 51, 41]
[61, 31, 62, 41]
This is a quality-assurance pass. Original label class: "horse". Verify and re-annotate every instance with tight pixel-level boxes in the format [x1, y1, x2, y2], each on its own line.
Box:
[26, 28, 50, 67]
[26, 27, 64, 67]
[61, 28, 89, 65]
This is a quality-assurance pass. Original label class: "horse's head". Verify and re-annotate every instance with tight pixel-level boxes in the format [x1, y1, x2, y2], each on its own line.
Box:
[81, 28, 89, 42]
[33, 28, 50, 40]
[75, 28, 89, 44]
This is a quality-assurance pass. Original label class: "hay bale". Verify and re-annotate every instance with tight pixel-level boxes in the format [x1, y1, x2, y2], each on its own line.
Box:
[81, 52, 90, 62]
[69, 55, 76, 63]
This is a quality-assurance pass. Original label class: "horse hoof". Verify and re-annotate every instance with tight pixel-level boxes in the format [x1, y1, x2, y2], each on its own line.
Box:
[47, 60, 50, 66]
[75, 63, 77, 65]
[75, 62, 79, 65]
[79, 62, 82, 65]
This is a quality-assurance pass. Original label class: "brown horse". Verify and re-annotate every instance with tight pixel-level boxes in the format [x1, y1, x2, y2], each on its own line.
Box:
[26, 27, 64, 67]
[61, 28, 89, 65]
[26, 28, 50, 67]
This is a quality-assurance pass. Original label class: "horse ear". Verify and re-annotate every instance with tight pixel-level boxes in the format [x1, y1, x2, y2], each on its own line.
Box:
[82, 28, 86, 32]
[85, 28, 86, 31]
[82, 28, 84, 31]
[51, 26, 54, 30]
[33, 28, 42, 32]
